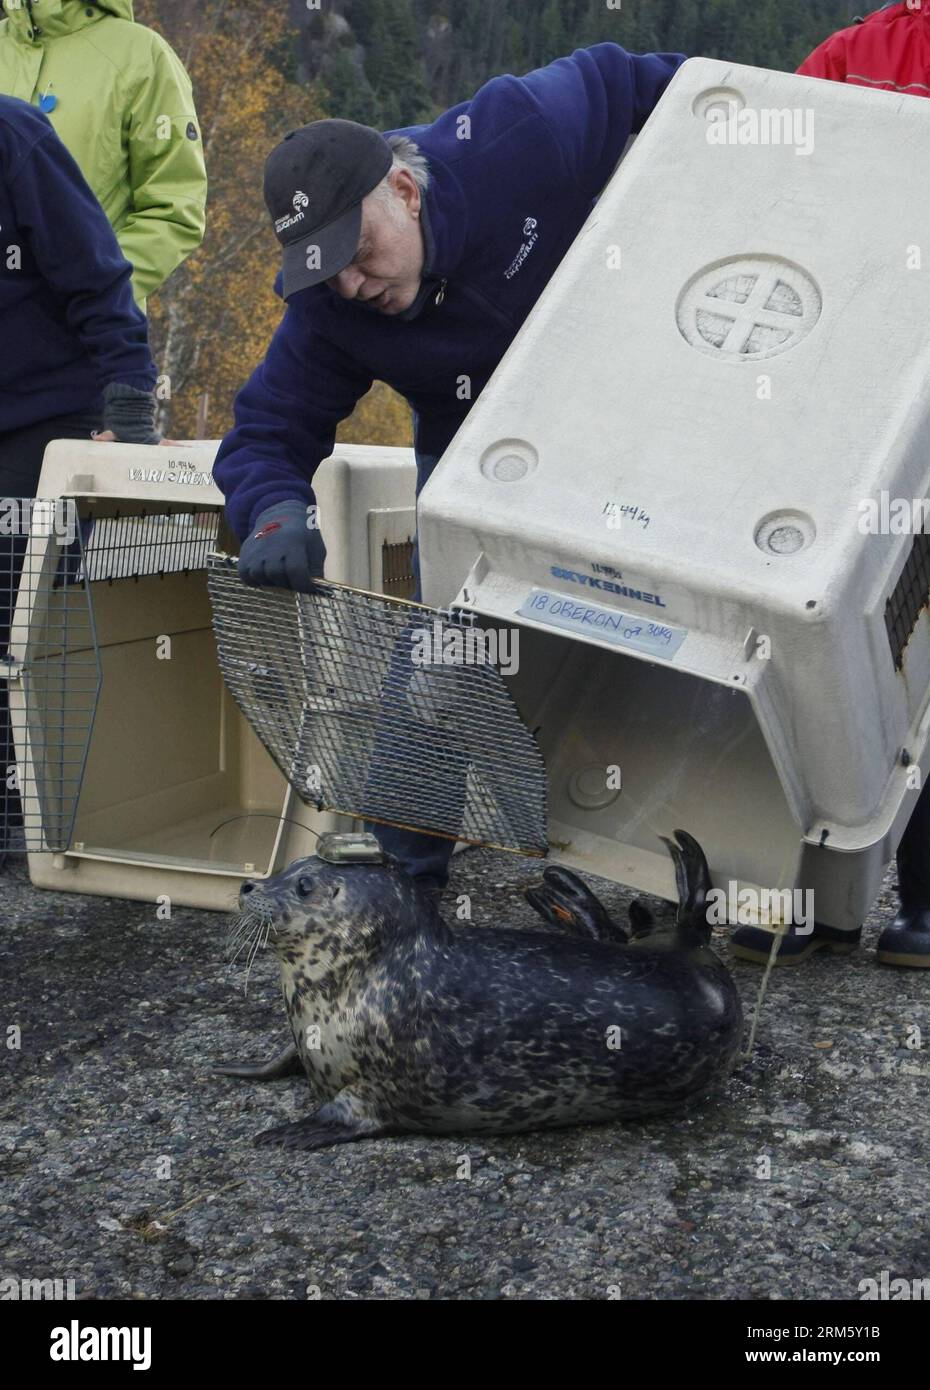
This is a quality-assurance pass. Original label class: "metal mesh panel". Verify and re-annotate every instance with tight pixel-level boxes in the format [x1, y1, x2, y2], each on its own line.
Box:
[80, 509, 219, 581]
[380, 538, 416, 601]
[1, 499, 100, 853]
[207, 556, 548, 855]
[885, 528, 930, 670]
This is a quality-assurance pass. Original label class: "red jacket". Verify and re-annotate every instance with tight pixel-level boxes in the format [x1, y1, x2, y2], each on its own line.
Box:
[798, 2, 930, 97]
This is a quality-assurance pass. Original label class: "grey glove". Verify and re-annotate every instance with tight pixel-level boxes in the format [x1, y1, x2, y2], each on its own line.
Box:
[238, 501, 327, 593]
[102, 381, 161, 444]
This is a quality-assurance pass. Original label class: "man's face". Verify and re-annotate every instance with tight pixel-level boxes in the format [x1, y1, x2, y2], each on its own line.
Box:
[325, 168, 426, 315]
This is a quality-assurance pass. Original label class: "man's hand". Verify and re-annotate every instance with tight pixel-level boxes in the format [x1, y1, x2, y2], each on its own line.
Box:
[92, 430, 176, 446]
[238, 500, 327, 593]
[100, 381, 162, 444]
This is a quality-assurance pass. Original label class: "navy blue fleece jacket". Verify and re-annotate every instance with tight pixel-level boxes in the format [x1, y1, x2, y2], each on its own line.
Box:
[0, 95, 156, 433]
[214, 44, 688, 540]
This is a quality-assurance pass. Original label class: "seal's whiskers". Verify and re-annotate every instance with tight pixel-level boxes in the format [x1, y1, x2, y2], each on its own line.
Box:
[226, 905, 276, 993]
[243, 917, 274, 991]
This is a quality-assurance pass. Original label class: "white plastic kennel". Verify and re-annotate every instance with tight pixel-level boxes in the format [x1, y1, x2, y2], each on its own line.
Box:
[11, 440, 416, 910]
[417, 58, 930, 933]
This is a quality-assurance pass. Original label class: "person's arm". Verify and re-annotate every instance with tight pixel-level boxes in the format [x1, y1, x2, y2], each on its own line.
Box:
[118, 35, 208, 306]
[510, 44, 687, 198]
[213, 296, 374, 542]
[797, 31, 849, 82]
[10, 120, 156, 397]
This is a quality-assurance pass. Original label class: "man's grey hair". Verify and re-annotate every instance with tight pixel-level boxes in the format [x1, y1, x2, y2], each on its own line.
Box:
[370, 134, 430, 207]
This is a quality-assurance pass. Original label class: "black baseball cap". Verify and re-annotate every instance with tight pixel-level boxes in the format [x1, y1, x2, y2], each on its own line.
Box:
[264, 119, 394, 299]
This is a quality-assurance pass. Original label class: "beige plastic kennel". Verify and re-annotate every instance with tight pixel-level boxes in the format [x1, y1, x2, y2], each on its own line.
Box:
[10, 440, 416, 910]
[417, 58, 930, 933]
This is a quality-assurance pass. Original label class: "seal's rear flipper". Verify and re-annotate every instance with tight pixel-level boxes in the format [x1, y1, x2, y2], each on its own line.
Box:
[660, 829, 713, 948]
[254, 1099, 389, 1151]
[215, 1040, 303, 1082]
[524, 867, 629, 943]
[628, 899, 655, 938]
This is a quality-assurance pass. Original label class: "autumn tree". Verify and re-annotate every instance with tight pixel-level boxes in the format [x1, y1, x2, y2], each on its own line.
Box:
[136, 0, 412, 448]
[134, 0, 857, 448]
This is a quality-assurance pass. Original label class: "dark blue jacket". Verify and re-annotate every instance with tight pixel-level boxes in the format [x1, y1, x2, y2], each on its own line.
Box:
[0, 95, 156, 434]
[214, 44, 687, 540]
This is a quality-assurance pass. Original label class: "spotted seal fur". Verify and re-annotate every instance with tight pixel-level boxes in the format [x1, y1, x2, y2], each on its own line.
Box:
[219, 831, 743, 1151]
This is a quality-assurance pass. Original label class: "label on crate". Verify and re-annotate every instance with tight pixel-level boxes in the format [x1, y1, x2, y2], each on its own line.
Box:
[516, 587, 688, 659]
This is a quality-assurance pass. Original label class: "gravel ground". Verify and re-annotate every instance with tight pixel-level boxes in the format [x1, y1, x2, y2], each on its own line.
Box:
[1, 847, 928, 1302]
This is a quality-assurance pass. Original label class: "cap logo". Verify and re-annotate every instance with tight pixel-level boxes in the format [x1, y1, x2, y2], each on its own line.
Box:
[274, 191, 310, 235]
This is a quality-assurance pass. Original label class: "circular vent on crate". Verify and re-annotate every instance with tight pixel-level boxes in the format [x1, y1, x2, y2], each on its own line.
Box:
[677, 256, 821, 361]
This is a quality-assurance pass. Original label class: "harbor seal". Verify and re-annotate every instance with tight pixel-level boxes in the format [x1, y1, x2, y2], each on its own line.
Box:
[220, 831, 743, 1151]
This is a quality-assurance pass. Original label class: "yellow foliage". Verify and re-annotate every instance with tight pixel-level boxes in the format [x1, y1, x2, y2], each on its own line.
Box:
[337, 381, 414, 448]
[135, 1, 413, 449]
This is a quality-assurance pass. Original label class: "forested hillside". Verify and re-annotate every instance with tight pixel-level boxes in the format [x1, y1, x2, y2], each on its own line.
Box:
[139, 0, 872, 437]
[294, 0, 867, 130]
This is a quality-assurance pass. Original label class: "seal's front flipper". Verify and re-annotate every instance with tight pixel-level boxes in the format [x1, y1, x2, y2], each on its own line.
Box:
[254, 1100, 388, 1152]
[660, 829, 713, 948]
[214, 1040, 303, 1082]
[524, 867, 629, 943]
[524, 883, 587, 935]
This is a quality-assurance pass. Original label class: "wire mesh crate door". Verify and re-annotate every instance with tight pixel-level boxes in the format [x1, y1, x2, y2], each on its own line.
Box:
[81, 509, 219, 582]
[207, 559, 548, 855]
[2, 500, 100, 853]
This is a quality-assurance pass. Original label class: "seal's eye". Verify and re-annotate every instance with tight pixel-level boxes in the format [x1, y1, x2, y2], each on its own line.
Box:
[297, 876, 314, 898]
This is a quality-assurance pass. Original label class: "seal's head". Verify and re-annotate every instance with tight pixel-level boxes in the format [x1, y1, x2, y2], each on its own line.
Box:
[227, 855, 439, 982]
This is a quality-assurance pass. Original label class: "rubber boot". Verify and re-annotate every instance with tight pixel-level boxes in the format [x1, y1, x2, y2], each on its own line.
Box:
[877, 780, 930, 968]
[729, 917, 861, 966]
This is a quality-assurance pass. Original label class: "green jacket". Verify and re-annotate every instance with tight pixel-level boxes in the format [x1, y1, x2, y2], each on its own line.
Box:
[0, 0, 207, 309]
